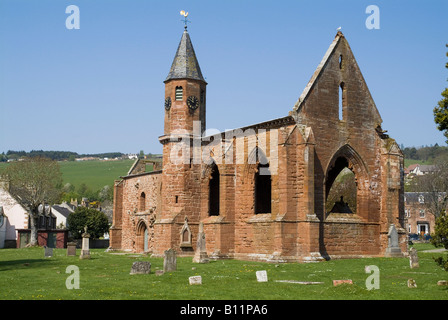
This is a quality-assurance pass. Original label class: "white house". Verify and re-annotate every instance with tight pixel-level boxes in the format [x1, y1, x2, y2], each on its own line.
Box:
[0, 184, 28, 248]
[51, 202, 76, 229]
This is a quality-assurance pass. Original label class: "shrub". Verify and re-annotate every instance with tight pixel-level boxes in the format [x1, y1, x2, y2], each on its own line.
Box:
[67, 207, 109, 239]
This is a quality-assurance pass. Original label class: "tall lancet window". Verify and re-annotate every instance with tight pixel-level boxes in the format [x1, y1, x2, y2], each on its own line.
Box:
[209, 163, 220, 216]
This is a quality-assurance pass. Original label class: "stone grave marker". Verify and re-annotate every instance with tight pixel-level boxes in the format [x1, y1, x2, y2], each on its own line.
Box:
[437, 280, 448, 286]
[193, 222, 209, 263]
[189, 275, 202, 285]
[385, 224, 402, 257]
[409, 247, 419, 269]
[407, 279, 417, 288]
[333, 280, 353, 286]
[130, 261, 151, 275]
[256, 270, 268, 282]
[44, 246, 53, 258]
[163, 248, 177, 272]
[79, 226, 91, 260]
[67, 242, 77, 256]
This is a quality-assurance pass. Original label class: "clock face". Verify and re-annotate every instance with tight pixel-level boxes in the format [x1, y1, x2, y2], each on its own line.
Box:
[164, 97, 171, 110]
[187, 95, 199, 111]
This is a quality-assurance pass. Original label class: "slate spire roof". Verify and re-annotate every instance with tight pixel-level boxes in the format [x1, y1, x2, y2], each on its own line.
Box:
[165, 29, 206, 83]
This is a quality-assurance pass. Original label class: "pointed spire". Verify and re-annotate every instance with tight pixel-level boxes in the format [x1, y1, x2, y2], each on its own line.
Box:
[165, 30, 206, 83]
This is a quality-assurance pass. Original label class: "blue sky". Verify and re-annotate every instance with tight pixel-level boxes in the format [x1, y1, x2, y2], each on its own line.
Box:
[0, 0, 447, 155]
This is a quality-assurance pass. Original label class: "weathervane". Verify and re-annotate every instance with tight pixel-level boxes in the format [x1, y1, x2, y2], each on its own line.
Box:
[180, 10, 190, 30]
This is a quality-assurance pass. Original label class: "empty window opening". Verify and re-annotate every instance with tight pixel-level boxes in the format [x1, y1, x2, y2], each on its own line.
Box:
[209, 163, 220, 216]
[175, 86, 183, 101]
[325, 159, 357, 214]
[255, 163, 272, 214]
[339, 82, 345, 120]
[139, 192, 146, 212]
[175, 195, 178, 203]
[339, 55, 343, 69]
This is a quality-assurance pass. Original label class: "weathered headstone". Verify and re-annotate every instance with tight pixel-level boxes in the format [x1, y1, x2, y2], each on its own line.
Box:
[333, 279, 353, 286]
[409, 247, 419, 269]
[130, 261, 151, 275]
[193, 222, 209, 263]
[437, 280, 448, 286]
[256, 270, 268, 282]
[407, 279, 417, 288]
[155, 270, 164, 276]
[44, 246, 53, 258]
[67, 242, 77, 256]
[385, 224, 402, 257]
[79, 226, 91, 260]
[189, 275, 202, 285]
[163, 248, 177, 272]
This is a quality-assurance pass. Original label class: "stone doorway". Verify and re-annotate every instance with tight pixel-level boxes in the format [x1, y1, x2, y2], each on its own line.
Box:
[136, 220, 149, 253]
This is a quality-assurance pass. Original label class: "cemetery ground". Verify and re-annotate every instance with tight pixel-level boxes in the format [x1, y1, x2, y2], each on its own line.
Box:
[0, 243, 446, 300]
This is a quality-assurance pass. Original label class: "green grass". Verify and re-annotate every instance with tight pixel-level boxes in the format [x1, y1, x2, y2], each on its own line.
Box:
[404, 159, 433, 167]
[58, 160, 134, 191]
[0, 244, 447, 300]
[0, 160, 134, 192]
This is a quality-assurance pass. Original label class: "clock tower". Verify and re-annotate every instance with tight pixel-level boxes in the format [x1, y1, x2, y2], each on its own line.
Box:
[155, 27, 207, 255]
[161, 28, 207, 138]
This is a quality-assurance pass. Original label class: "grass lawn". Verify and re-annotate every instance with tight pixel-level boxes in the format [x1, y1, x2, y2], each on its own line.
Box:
[0, 244, 447, 301]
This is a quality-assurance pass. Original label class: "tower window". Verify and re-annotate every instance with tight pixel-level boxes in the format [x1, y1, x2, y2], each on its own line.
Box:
[175, 86, 183, 101]
[200, 90, 205, 104]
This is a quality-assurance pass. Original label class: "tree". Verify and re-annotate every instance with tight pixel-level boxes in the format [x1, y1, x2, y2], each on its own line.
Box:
[67, 207, 109, 239]
[434, 44, 448, 143]
[431, 214, 448, 271]
[1, 157, 62, 245]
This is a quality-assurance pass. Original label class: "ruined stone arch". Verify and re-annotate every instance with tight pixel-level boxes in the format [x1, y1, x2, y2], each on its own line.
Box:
[324, 144, 370, 219]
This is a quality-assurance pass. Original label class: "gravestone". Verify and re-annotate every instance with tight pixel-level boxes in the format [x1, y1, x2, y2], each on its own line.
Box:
[407, 279, 417, 288]
[333, 279, 353, 286]
[44, 246, 53, 258]
[409, 247, 419, 269]
[192, 222, 209, 263]
[256, 270, 268, 282]
[79, 226, 91, 260]
[163, 248, 177, 272]
[385, 224, 402, 257]
[67, 242, 77, 256]
[130, 261, 151, 275]
[437, 280, 448, 286]
[189, 275, 202, 285]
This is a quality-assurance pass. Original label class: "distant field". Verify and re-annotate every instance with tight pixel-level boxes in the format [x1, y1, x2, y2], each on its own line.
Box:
[58, 159, 135, 191]
[404, 159, 432, 167]
[0, 160, 135, 191]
